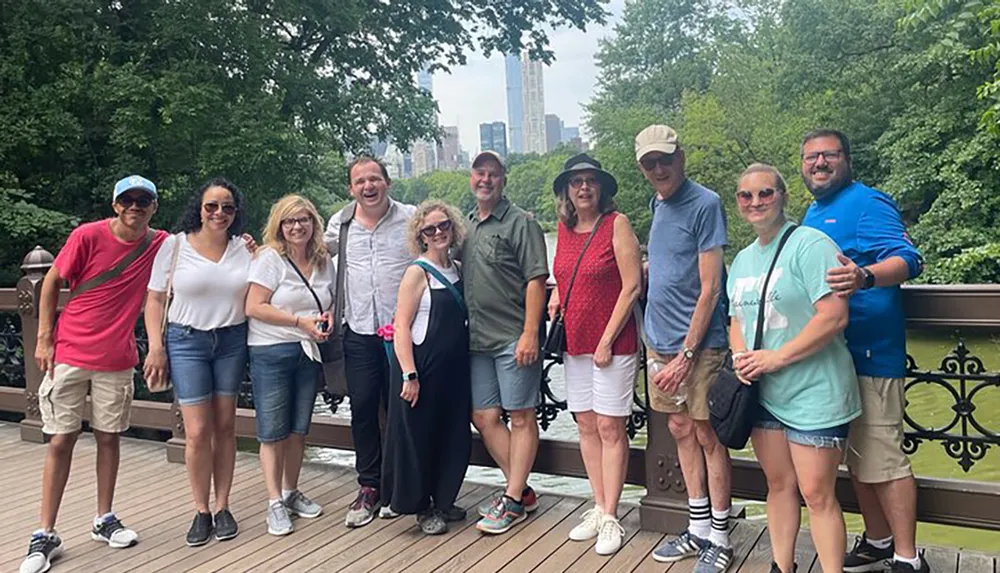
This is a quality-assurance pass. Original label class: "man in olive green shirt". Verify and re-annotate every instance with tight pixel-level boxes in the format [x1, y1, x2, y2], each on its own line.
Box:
[463, 150, 549, 535]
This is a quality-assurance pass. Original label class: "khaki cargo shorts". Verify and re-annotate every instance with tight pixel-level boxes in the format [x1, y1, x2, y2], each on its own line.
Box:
[39, 363, 135, 435]
[845, 376, 913, 484]
[647, 347, 728, 420]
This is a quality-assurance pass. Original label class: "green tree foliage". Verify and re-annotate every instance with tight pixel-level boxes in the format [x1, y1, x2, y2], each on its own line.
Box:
[586, 0, 1000, 283]
[0, 0, 608, 284]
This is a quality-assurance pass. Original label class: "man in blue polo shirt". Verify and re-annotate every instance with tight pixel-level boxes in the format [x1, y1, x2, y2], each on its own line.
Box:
[800, 129, 926, 573]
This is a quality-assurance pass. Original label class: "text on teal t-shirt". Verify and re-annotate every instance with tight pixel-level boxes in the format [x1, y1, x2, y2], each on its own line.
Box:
[727, 222, 861, 431]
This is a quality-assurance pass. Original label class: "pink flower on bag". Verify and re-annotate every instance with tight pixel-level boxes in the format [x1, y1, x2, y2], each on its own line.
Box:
[377, 324, 394, 342]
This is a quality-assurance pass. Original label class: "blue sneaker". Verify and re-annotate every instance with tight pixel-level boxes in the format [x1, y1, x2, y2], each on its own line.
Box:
[652, 529, 709, 562]
[475, 495, 526, 534]
[694, 542, 735, 573]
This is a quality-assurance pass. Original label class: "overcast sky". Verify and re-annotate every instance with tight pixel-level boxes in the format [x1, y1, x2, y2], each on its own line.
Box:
[431, 0, 625, 154]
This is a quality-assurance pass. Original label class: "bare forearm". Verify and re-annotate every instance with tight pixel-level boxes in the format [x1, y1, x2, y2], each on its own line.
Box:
[869, 256, 910, 288]
[393, 329, 416, 374]
[775, 312, 846, 367]
[683, 289, 720, 351]
[144, 295, 166, 351]
[600, 285, 640, 347]
[246, 303, 299, 328]
[522, 278, 546, 336]
[37, 270, 61, 340]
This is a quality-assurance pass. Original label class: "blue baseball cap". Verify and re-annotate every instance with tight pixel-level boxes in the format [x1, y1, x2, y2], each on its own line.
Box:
[113, 175, 158, 201]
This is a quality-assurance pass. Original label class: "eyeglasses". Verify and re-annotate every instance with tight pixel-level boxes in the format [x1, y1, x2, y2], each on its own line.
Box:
[117, 194, 154, 209]
[569, 176, 599, 189]
[203, 202, 237, 215]
[281, 216, 313, 229]
[802, 150, 843, 164]
[420, 220, 453, 237]
[735, 188, 779, 205]
[639, 154, 675, 171]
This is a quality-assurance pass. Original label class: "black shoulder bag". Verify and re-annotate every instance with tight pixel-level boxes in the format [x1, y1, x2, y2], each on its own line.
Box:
[708, 225, 797, 450]
[543, 214, 606, 357]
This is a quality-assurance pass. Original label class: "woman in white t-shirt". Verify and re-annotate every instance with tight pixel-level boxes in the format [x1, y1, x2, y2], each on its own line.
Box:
[245, 194, 333, 537]
[144, 178, 252, 546]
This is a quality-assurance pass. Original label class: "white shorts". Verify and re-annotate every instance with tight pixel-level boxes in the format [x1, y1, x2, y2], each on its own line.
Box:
[563, 353, 637, 417]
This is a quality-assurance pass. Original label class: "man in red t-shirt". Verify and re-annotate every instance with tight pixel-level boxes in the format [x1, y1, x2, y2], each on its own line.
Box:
[19, 175, 168, 573]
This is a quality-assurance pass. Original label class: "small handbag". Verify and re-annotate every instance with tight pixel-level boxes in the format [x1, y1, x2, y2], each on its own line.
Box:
[543, 214, 605, 357]
[708, 225, 797, 450]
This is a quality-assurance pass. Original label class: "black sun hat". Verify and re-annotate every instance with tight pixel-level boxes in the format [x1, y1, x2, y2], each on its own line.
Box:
[552, 153, 619, 197]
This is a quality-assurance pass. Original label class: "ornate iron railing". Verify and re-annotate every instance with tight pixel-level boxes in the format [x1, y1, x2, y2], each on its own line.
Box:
[903, 341, 1000, 472]
[0, 312, 24, 388]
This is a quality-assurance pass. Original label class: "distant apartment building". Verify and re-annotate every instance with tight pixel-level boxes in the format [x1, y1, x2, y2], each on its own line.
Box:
[411, 141, 435, 177]
[545, 114, 564, 152]
[521, 53, 546, 154]
[437, 126, 461, 171]
[562, 126, 580, 143]
[479, 121, 508, 157]
[504, 54, 524, 154]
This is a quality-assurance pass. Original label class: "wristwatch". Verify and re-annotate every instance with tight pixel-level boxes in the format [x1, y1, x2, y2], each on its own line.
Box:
[402, 371, 418, 382]
[860, 267, 876, 290]
[681, 346, 696, 361]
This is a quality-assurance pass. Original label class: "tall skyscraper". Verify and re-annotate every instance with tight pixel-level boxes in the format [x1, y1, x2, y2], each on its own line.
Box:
[479, 121, 508, 157]
[437, 126, 461, 171]
[504, 54, 524, 154]
[411, 141, 435, 177]
[545, 114, 563, 152]
[521, 53, 546, 155]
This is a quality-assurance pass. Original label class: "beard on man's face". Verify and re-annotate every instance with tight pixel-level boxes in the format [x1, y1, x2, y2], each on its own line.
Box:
[804, 164, 852, 198]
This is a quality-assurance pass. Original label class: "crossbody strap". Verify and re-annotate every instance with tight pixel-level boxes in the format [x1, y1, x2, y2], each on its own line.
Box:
[333, 203, 355, 329]
[753, 225, 797, 350]
[413, 260, 466, 315]
[160, 234, 183, 333]
[559, 213, 607, 315]
[69, 228, 156, 301]
[285, 256, 325, 314]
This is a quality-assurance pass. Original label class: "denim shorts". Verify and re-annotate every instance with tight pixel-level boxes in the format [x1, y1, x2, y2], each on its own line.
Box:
[167, 322, 248, 406]
[249, 342, 319, 442]
[470, 340, 542, 411]
[754, 407, 849, 449]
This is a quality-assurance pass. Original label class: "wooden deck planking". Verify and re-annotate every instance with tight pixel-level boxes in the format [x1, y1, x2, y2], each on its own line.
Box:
[0, 423, 997, 573]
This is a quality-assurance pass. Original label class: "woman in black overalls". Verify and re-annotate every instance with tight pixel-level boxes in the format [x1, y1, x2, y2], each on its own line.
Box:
[383, 200, 471, 535]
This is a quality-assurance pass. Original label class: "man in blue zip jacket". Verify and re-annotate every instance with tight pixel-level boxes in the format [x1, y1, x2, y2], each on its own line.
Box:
[800, 129, 927, 573]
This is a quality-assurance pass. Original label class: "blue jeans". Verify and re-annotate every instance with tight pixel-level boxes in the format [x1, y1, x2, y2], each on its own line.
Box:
[249, 342, 319, 443]
[167, 322, 248, 406]
[754, 407, 849, 449]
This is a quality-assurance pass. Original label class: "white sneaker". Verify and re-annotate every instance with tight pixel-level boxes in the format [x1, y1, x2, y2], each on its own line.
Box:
[568, 507, 603, 541]
[20, 531, 62, 573]
[595, 514, 625, 555]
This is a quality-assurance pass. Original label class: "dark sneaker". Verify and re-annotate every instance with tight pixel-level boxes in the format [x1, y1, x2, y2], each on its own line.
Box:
[344, 486, 378, 528]
[889, 555, 930, 573]
[185, 512, 213, 547]
[770, 562, 798, 573]
[213, 509, 239, 541]
[438, 504, 467, 522]
[694, 542, 735, 573]
[19, 531, 62, 573]
[477, 486, 539, 517]
[844, 535, 894, 573]
[91, 514, 138, 548]
[475, 495, 526, 534]
[652, 529, 709, 562]
[418, 509, 448, 535]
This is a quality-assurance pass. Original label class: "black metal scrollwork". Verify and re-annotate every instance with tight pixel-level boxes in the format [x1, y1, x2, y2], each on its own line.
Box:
[904, 341, 1000, 472]
[0, 312, 25, 388]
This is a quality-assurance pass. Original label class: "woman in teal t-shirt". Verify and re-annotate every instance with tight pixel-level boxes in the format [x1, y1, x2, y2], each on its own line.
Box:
[727, 163, 861, 573]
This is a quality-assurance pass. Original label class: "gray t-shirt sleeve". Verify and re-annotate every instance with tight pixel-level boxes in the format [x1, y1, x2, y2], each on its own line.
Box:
[695, 194, 728, 252]
[516, 216, 549, 282]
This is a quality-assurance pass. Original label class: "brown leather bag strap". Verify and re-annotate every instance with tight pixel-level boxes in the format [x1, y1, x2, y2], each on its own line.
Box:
[68, 229, 156, 302]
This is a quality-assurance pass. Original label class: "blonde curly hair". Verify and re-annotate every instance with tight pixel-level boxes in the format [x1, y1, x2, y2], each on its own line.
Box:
[406, 200, 467, 256]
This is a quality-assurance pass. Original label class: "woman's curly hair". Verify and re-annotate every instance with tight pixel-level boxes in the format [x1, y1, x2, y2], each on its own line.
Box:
[173, 177, 247, 237]
[406, 200, 467, 256]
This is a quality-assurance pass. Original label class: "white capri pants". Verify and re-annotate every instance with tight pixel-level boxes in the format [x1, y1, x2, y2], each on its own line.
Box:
[563, 353, 637, 417]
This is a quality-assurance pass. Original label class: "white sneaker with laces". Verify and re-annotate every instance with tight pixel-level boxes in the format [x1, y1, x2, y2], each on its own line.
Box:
[569, 507, 603, 541]
[595, 514, 626, 556]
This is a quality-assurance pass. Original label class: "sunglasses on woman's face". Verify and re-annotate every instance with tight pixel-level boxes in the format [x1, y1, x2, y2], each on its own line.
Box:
[420, 219, 453, 238]
[735, 188, 779, 206]
[117, 194, 154, 209]
[203, 201, 237, 215]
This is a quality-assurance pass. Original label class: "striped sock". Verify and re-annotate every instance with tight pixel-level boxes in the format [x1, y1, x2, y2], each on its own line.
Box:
[688, 497, 711, 539]
[709, 506, 731, 548]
